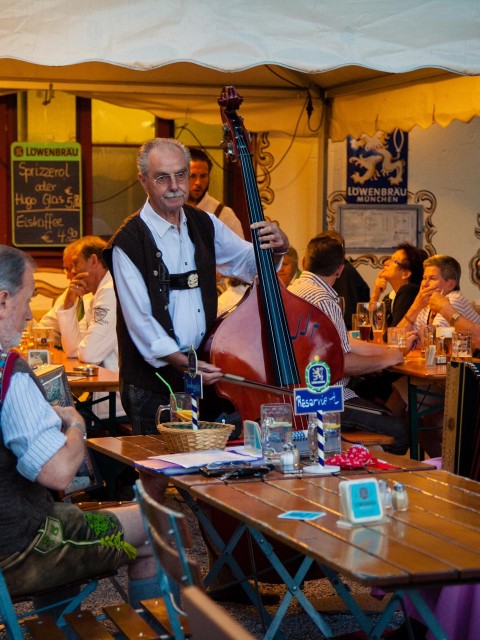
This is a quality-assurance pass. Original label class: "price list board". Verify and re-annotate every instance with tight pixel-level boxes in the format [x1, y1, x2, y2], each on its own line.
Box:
[11, 142, 82, 247]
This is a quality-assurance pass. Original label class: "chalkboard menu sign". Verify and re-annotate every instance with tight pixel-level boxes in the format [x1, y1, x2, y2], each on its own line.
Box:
[11, 142, 82, 247]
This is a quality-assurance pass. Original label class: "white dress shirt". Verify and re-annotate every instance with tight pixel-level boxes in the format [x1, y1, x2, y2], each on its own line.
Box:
[56, 271, 124, 418]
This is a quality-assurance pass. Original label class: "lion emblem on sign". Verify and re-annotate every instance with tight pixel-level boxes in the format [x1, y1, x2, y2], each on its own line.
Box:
[349, 130, 406, 186]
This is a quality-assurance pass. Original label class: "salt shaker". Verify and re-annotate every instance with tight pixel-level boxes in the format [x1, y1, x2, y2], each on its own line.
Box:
[378, 479, 392, 510]
[280, 444, 300, 473]
[391, 482, 409, 511]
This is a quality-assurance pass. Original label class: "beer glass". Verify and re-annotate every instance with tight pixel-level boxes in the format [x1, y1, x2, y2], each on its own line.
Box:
[261, 403, 293, 464]
[371, 301, 386, 344]
[452, 332, 472, 362]
[356, 302, 372, 341]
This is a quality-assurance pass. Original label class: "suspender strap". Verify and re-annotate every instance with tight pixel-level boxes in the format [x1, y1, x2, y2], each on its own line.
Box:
[213, 203, 224, 218]
[0, 351, 20, 410]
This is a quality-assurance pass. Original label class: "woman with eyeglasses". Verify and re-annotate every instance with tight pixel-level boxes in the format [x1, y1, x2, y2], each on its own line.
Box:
[370, 242, 428, 328]
[350, 243, 428, 407]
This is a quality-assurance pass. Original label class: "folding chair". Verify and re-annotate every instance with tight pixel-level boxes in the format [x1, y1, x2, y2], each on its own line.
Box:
[0, 566, 161, 640]
[183, 585, 255, 640]
[135, 479, 203, 640]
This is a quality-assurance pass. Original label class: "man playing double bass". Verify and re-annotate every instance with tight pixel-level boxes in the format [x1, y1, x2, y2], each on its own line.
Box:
[104, 137, 289, 435]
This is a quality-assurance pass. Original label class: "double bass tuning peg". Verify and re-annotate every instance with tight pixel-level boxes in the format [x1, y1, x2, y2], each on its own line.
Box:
[221, 126, 236, 158]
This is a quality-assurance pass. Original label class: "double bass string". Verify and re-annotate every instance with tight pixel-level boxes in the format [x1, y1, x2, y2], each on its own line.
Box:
[236, 127, 299, 387]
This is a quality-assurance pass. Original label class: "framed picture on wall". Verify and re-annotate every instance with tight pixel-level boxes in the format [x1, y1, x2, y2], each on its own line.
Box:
[337, 204, 423, 252]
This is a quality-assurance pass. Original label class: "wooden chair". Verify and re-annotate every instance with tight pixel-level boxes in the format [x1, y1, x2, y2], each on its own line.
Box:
[0, 566, 163, 640]
[183, 585, 255, 640]
[135, 478, 204, 639]
[33, 280, 64, 301]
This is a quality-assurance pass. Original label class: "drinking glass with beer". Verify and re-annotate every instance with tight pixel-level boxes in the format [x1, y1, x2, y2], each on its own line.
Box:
[371, 301, 386, 344]
[356, 302, 372, 341]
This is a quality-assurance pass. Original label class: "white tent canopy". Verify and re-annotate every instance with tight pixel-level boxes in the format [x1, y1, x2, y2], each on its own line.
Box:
[1, 0, 480, 138]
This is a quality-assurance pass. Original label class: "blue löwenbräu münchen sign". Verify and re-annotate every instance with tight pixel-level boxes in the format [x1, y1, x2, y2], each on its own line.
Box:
[346, 130, 408, 205]
[11, 142, 82, 247]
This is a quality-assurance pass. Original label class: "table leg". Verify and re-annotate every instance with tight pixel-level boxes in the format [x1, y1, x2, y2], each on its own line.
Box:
[247, 527, 333, 640]
[107, 392, 117, 436]
[370, 588, 448, 640]
[407, 376, 420, 460]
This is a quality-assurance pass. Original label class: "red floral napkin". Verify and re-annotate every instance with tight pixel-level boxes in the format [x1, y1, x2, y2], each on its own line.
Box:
[326, 445, 398, 470]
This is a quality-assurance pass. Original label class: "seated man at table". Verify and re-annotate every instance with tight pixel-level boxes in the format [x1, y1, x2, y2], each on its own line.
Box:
[288, 233, 410, 454]
[0, 245, 161, 607]
[36, 240, 92, 345]
[55, 235, 125, 423]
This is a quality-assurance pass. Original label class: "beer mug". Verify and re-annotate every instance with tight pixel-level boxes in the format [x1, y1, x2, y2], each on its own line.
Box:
[156, 392, 194, 425]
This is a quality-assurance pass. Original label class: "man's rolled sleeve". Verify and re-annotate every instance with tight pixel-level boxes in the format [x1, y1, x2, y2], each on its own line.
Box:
[148, 336, 183, 368]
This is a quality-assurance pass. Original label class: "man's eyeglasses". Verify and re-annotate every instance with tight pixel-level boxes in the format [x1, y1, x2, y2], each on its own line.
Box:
[153, 168, 189, 185]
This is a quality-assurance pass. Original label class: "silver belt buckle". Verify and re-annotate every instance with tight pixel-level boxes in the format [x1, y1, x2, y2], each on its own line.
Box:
[187, 273, 199, 288]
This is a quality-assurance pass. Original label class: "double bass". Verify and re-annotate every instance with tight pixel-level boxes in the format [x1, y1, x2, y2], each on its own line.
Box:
[203, 86, 344, 426]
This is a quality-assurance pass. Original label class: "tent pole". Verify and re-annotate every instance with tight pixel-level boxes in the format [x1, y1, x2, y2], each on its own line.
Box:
[320, 97, 332, 232]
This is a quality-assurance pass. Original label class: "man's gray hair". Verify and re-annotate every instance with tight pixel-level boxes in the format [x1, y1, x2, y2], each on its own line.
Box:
[0, 246, 35, 295]
[137, 138, 191, 175]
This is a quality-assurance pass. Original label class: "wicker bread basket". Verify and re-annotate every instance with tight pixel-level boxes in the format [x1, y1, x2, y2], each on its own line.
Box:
[157, 421, 234, 453]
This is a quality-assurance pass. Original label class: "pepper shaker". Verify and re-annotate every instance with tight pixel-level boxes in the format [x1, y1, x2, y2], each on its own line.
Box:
[392, 482, 409, 511]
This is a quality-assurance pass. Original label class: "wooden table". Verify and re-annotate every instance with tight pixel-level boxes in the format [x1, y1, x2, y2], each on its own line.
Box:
[87, 436, 458, 638]
[389, 352, 447, 460]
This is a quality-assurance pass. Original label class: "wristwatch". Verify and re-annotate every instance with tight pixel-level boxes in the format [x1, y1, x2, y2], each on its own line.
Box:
[450, 311, 461, 326]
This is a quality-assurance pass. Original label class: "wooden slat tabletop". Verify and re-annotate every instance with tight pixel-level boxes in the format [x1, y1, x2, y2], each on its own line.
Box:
[53, 354, 120, 393]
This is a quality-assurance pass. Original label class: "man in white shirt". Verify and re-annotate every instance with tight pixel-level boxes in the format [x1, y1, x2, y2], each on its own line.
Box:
[55, 235, 124, 421]
[104, 137, 289, 434]
[37, 241, 92, 345]
[389, 254, 480, 455]
[0, 245, 161, 607]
